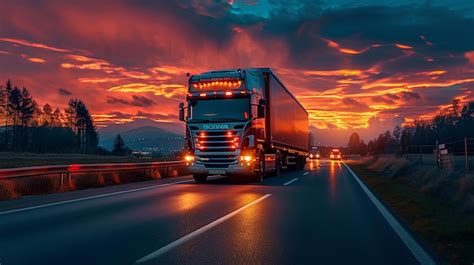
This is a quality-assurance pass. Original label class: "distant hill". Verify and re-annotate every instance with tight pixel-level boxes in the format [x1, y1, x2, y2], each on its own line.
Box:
[99, 119, 185, 153]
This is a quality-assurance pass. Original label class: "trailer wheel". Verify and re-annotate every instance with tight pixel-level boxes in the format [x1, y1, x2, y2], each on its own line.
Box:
[193, 174, 207, 183]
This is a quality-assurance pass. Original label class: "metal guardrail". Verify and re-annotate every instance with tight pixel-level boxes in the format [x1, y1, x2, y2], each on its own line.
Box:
[0, 161, 186, 180]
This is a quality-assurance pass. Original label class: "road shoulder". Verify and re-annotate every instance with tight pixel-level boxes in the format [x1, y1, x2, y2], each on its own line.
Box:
[346, 161, 474, 265]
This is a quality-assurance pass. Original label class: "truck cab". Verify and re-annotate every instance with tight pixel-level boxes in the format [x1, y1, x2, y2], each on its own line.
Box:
[179, 68, 308, 182]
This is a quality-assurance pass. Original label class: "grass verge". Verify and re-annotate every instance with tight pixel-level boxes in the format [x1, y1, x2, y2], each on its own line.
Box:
[348, 162, 474, 265]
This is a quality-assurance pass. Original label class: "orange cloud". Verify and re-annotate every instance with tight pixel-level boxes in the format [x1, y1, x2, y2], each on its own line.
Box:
[465, 51, 474, 64]
[395, 43, 413, 49]
[303, 69, 363, 76]
[78, 77, 123, 83]
[61, 62, 107, 70]
[107, 83, 186, 98]
[322, 38, 377, 55]
[0, 38, 70, 52]
[66, 54, 96, 62]
[407, 78, 474, 89]
[27, 57, 46, 63]
[308, 109, 378, 129]
[20, 53, 46, 63]
[416, 70, 446, 76]
[150, 66, 186, 75]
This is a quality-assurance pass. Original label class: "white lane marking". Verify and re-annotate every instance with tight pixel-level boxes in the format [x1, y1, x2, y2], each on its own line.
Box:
[342, 162, 436, 265]
[283, 178, 299, 186]
[302, 172, 310, 176]
[0, 178, 195, 216]
[135, 194, 272, 263]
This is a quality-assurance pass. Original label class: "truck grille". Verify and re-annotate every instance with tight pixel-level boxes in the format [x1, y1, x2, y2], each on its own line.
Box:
[192, 130, 240, 168]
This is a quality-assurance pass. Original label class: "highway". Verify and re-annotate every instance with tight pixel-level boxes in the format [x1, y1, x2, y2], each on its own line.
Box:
[0, 160, 435, 265]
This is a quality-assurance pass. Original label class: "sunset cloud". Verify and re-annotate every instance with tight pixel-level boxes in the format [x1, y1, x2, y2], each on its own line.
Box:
[395, 44, 414, 50]
[0, 0, 473, 145]
[0, 38, 70, 53]
[107, 83, 186, 98]
[465, 51, 474, 64]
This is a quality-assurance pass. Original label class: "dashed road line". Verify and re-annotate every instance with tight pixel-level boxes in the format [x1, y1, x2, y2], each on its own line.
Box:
[135, 194, 272, 263]
[283, 178, 299, 186]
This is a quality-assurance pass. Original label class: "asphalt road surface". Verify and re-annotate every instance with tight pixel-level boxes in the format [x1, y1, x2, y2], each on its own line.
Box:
[0, 160, 436, 265]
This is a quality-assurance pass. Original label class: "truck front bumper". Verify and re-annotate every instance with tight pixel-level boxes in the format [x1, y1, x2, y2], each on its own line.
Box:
[188, 163, 255, 176]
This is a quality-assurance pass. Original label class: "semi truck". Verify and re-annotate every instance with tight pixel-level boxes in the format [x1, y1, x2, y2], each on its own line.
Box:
[179, 68, 309, 182]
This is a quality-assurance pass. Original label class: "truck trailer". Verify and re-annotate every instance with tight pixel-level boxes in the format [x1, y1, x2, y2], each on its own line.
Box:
[179, 68, 309, 182]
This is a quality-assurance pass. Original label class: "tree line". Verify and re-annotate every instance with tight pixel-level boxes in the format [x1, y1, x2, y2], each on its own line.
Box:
[347, 99, 474, 155]
[0, 80, 99, 154]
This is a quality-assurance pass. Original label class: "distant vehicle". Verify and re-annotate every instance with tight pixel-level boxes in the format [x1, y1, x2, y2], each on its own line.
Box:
[309, 146, 320, 160]
[330, 149, 342, 160]
[179, 68, 309, 182]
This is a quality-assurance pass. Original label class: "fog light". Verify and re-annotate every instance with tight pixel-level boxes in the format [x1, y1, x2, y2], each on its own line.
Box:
[240, 155, 253, 162]
[184, 155, 195, 162]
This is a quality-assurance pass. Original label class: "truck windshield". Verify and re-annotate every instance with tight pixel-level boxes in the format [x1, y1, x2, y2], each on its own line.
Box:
[189, 98, 250, 122]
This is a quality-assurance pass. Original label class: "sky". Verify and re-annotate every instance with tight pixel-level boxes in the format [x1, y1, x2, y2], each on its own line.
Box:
[0, 0, 473, 146]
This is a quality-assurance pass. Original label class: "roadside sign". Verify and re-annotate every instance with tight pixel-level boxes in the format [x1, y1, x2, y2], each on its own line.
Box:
[439, 144, 445, 149]
[440, 149, 448, 155]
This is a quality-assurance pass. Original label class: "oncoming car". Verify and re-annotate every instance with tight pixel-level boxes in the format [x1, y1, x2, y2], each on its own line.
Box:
[309, 146, 320, 160]
[330, 149, 342, 160]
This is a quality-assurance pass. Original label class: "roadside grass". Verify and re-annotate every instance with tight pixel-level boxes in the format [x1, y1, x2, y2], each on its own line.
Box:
[349, 163, 474, 265]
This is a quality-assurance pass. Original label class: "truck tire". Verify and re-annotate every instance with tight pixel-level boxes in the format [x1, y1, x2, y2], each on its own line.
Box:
[297, 155, 305, 170]
[252, 152, 265, 182]
[193, 174, 207, 183]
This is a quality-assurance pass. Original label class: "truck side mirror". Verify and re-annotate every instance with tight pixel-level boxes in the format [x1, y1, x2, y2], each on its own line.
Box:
[178, 102, 185, 121]
[257, 99, 266, 118]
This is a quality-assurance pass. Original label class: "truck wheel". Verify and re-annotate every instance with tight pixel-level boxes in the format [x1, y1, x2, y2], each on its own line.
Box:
[297, 155, 305, 170]
[253, 152, 265, 182]
[193, 174, 207, 183]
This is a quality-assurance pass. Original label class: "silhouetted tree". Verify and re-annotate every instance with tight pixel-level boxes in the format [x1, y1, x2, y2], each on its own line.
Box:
[66, 98, 98, 154]
[367, 99, 472, 155]
[0, 80, 100, 154]
[112, 134, 126, 156]
[359, 140, 368, 156]
[0, 81, 8, 151]
[348, 132, 361, 154]
[8, 86, 22, 151]
[19, 88, 35, 151]
[42, 103, 53, 126]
